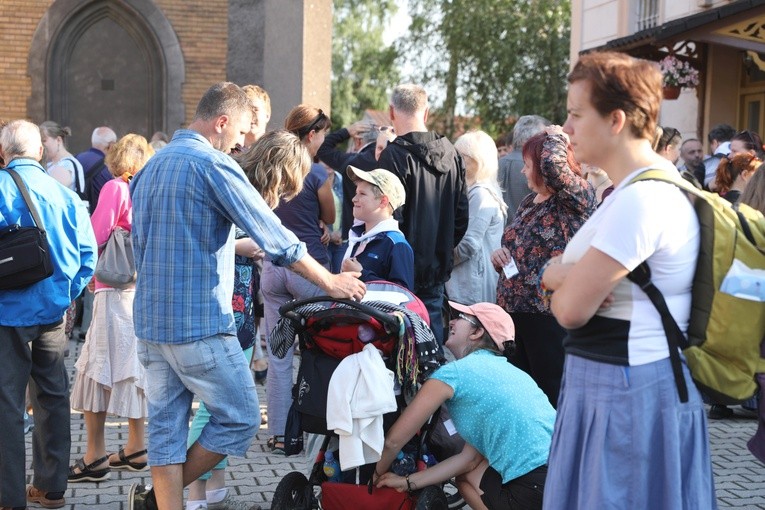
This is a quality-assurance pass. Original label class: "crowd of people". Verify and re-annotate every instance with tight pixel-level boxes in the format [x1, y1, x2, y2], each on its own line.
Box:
[2, 49, 765, 510]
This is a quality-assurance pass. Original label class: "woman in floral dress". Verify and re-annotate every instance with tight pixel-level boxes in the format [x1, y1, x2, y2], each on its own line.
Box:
[490, 127, 595, 408]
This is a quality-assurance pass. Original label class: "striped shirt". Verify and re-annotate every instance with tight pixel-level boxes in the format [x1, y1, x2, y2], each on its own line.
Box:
[130, 129, 306, 343]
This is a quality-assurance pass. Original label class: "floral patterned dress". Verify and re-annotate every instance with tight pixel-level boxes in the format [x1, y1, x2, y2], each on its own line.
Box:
[495, 133, 596, 407]
[496, 134, 596, 314]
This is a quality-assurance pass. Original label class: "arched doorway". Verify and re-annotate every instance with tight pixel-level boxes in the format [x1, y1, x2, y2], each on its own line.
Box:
[28, 0, 185, 153]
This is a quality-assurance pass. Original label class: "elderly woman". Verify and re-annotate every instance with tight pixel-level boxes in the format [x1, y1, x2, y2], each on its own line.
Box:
[540, 51, 715, 509]
[261, 105, 335, 454]
[374, 302, 555, 510]
[447, 130, 507, 304]
[68, 134, 154, 483]
[490, 127, 595, 408]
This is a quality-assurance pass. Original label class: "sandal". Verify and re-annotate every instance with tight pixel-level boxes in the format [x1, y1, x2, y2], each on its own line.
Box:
[267, 435, 285, 455]
[109, 446, 149, 471]
[68, 455, 111, 483]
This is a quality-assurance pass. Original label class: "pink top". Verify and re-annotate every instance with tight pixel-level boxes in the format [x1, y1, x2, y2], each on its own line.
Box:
[91, 177, 132, 290]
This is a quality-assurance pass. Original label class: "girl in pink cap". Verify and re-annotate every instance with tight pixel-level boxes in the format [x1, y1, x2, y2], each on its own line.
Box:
[374, 302, 555, 510]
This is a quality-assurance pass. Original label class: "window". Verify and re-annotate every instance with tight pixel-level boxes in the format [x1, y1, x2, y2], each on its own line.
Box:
[636, 0, 660, 31]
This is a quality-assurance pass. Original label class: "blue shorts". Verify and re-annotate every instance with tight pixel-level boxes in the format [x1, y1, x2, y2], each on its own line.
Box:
[137, 335, 259, 466]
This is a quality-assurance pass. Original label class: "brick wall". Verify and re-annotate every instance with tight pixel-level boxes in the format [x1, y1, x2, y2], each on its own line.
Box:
[0, 0, 50, 120]
[0, 0, 229, 125]
[155, 0, 229, 124]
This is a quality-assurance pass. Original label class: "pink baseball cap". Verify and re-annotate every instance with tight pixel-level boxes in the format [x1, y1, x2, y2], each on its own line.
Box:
[448, 301, 515, 350]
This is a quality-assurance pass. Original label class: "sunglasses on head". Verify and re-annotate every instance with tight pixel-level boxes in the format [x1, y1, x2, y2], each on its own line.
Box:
[296, 110, 327, 139]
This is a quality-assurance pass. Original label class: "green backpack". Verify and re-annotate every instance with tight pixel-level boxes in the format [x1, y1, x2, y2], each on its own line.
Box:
[627, 169, 765, 404]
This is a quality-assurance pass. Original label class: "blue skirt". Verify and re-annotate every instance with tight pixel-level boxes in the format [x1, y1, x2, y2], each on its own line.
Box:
[543, 354, 716, 510]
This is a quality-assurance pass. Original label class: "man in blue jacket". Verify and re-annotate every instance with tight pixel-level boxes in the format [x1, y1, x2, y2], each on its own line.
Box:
[0, 119, 97, 510]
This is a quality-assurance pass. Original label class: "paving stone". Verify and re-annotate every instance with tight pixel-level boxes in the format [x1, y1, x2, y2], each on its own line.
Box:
[19, 335, 765, 509]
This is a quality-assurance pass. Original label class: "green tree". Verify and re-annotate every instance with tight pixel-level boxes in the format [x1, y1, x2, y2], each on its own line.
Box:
[400, 0, 570, 137]
[331, 0, 401, 130]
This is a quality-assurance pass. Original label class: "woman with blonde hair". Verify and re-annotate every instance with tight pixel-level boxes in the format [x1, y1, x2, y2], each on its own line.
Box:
[261, 106, 336, 454]
[448, 130, 507, 304]
[68, 134, 154, 483]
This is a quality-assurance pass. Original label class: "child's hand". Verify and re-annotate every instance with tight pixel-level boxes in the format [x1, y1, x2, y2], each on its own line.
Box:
[342, 257, 362, 273]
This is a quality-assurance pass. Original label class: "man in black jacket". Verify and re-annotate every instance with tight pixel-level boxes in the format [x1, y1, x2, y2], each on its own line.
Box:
[378, 83, 469, 347]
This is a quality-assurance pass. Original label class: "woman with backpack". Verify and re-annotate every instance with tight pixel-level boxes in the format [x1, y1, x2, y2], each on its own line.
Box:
[539, 51, 716, 509]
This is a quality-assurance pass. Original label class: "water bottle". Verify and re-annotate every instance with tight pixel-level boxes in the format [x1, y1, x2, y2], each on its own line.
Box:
[323, 451, 341, 482]
[391, 451, 416, 476]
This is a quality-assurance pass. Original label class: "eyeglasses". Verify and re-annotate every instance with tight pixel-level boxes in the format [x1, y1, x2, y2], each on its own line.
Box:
[457, 313, 481, 329]
[296, 109, 327, 139]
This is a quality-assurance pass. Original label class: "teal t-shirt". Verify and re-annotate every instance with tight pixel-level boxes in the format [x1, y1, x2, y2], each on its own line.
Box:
[431, 350, 556, 483]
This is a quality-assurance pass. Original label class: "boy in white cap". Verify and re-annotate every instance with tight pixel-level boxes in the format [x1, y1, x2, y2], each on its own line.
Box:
[342, 166, 414, 290]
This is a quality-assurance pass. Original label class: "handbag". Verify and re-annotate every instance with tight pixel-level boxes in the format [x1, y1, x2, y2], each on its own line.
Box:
[0, 168, 55, 290]
[94, 227, 136, 288]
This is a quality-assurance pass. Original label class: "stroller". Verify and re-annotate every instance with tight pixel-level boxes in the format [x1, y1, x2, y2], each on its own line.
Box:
[269, 281, 464, 510]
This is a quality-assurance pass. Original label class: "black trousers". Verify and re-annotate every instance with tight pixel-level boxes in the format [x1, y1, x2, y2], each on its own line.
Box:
[480, 464, 548, 510]
[0, 320, 70, 508]
[508, 312, 565, 408]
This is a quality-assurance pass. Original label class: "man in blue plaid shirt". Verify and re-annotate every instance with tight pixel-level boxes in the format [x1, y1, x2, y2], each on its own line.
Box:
[128, 82, 365, 510]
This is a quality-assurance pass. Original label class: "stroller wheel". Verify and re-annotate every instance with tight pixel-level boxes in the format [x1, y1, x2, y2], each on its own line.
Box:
[415, 486, 448, 510]
[272, 471, 314, 510]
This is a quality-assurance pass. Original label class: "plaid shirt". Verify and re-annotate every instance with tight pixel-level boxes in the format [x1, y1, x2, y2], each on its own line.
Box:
[130, 129, 306, 343]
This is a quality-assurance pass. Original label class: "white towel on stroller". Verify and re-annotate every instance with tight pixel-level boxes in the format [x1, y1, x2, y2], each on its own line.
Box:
[326, 343, 398, 471]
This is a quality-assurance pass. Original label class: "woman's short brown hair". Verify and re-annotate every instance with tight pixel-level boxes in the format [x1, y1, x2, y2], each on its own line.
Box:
[567, 51, 662, 141]
[105, 134, 154, 177]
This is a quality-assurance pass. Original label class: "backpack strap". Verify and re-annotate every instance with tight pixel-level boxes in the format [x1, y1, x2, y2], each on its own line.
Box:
[626, 170, 695, 403]
[627, 263, 690, 403]
[61, 156, 86, 195]
[732, 203, 757, 246]
[2, 168, 46, 232]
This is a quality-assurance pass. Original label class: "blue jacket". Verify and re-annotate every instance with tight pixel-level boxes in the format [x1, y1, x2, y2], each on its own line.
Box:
[0, 158, 97, 326]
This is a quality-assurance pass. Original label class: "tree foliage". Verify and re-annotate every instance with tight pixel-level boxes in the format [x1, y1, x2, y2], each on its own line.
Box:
[331, 0, 401, 129]
[400, 0, 571, 137]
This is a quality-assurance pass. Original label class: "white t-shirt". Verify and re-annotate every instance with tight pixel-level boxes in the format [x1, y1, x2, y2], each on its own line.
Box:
[561, 166, 700, 366]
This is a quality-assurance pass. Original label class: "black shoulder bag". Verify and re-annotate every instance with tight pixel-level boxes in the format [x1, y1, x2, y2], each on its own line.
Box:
[0, 168, 55, 290]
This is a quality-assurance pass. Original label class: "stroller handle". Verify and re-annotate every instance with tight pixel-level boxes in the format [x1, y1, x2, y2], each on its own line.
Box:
[279, 296, 403, 334]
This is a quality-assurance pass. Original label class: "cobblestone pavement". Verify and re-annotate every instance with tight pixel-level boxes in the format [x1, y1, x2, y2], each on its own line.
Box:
[21, 335, 765, 509]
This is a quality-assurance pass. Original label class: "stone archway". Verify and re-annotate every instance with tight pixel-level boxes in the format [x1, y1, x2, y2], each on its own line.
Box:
[28, 0, 184, 152]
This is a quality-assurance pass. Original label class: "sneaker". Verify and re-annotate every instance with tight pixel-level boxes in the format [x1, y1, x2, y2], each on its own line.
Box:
[708, 404, 734, 420]
[207, 494, 261, 510]
[128, 483, 157, 510]
[25, 486, 64, 509]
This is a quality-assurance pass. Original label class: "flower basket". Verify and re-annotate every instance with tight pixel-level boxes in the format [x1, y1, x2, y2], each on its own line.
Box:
[660, 55, 699, 94]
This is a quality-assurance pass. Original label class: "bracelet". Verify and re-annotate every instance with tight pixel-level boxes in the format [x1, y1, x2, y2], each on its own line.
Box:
[405, 473, 417, 492]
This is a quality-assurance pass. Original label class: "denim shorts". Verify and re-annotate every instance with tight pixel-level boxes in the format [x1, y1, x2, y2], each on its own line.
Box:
[137, 334, 259, 466]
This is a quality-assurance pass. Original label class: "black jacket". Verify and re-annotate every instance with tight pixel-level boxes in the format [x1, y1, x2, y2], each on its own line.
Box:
[317, 128, 379, 238]
[378, 131, 469, 290]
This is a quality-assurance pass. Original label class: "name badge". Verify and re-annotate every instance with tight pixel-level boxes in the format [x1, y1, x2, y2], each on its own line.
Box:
[503, 258, 519, 279]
